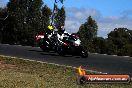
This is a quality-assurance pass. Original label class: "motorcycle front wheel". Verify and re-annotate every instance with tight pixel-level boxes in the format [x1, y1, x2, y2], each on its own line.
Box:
[81, 49, 88, 58]
[57, 46, 65, 56]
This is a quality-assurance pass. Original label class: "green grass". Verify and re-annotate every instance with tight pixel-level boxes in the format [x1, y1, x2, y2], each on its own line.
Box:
[0, 56, 131, 88]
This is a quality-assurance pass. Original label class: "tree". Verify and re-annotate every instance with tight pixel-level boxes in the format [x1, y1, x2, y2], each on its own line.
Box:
[0, 8, 8, 42]
[3, 0, 43, 45]
[54, 6, 66, 26]
[107, 28, 132, 56]
[105, 39, 118, 55]
[2, 0, 19, 44]
[92, 37, 106, 53]
[77, 16, 98, 51]
[108, 28, 132, 49]
[0, 8, 7, 19]
[117, 44, 132, 56]
[78, 16, 98, 41]
[26, 0, 43, 45]
[3, 0, 30, 44]
[41, 5, 52, 33]
[86, 16, 98, 38]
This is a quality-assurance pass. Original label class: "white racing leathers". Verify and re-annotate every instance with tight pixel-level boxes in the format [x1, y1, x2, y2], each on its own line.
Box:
[57, 30, 70, 43]
[47, 29, 71, 45]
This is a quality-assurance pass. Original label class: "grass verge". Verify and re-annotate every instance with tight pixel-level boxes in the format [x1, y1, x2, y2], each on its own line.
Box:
[0, 56, 131, 88]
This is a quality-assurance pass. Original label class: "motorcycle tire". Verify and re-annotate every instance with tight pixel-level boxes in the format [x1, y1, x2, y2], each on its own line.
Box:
[39, 42, 49, 52]
[57, 46, 65, 56]
[81, 49, 88, 58]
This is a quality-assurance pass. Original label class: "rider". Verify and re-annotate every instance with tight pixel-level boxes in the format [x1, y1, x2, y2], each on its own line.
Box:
[57, 24, 70, 41]
[47, 24, 55, 39]
[47, 23, 71, 44]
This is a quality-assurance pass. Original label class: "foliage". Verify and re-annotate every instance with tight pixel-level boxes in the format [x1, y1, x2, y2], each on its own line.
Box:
[77, 16, 98, 51]
[117, 44, 132, 56]
[105, 39, 118, 55]
[41, 5, 52, 33]
[0, 0, 53, 46]
[0, 7, 7, 19]
[78, 16, 98, 41]
[107, 28, 132, 56]
[0, 0, 67, 46]
[92, 37, 106, 54]
[77, 21, 132, 56]
[0, 8, 8, 42]
[108, 28, 132, 49]
[54, 6, 66, 26]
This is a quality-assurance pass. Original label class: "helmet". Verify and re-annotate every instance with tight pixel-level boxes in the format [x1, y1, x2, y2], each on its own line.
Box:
[55, 24, 64, 30]
[48, 25, 54, 31]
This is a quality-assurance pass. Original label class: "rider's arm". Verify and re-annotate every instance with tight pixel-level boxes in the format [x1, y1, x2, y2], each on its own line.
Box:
[64, 31, 70, 36]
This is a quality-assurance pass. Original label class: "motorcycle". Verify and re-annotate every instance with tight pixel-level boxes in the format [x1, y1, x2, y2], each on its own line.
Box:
[56, 33, 88, 58]
[36, 32, 88, 58]
[36, 32, 57, 52]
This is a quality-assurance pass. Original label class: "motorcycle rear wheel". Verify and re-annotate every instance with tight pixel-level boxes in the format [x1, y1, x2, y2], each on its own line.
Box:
[39, 43, 49, 52]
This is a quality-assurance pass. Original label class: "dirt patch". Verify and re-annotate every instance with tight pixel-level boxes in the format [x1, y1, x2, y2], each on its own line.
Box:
[0, 61, 16, 69]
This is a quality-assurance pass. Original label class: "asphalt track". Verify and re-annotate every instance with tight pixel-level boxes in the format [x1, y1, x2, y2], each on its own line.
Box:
[0, 44, 132, 75]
